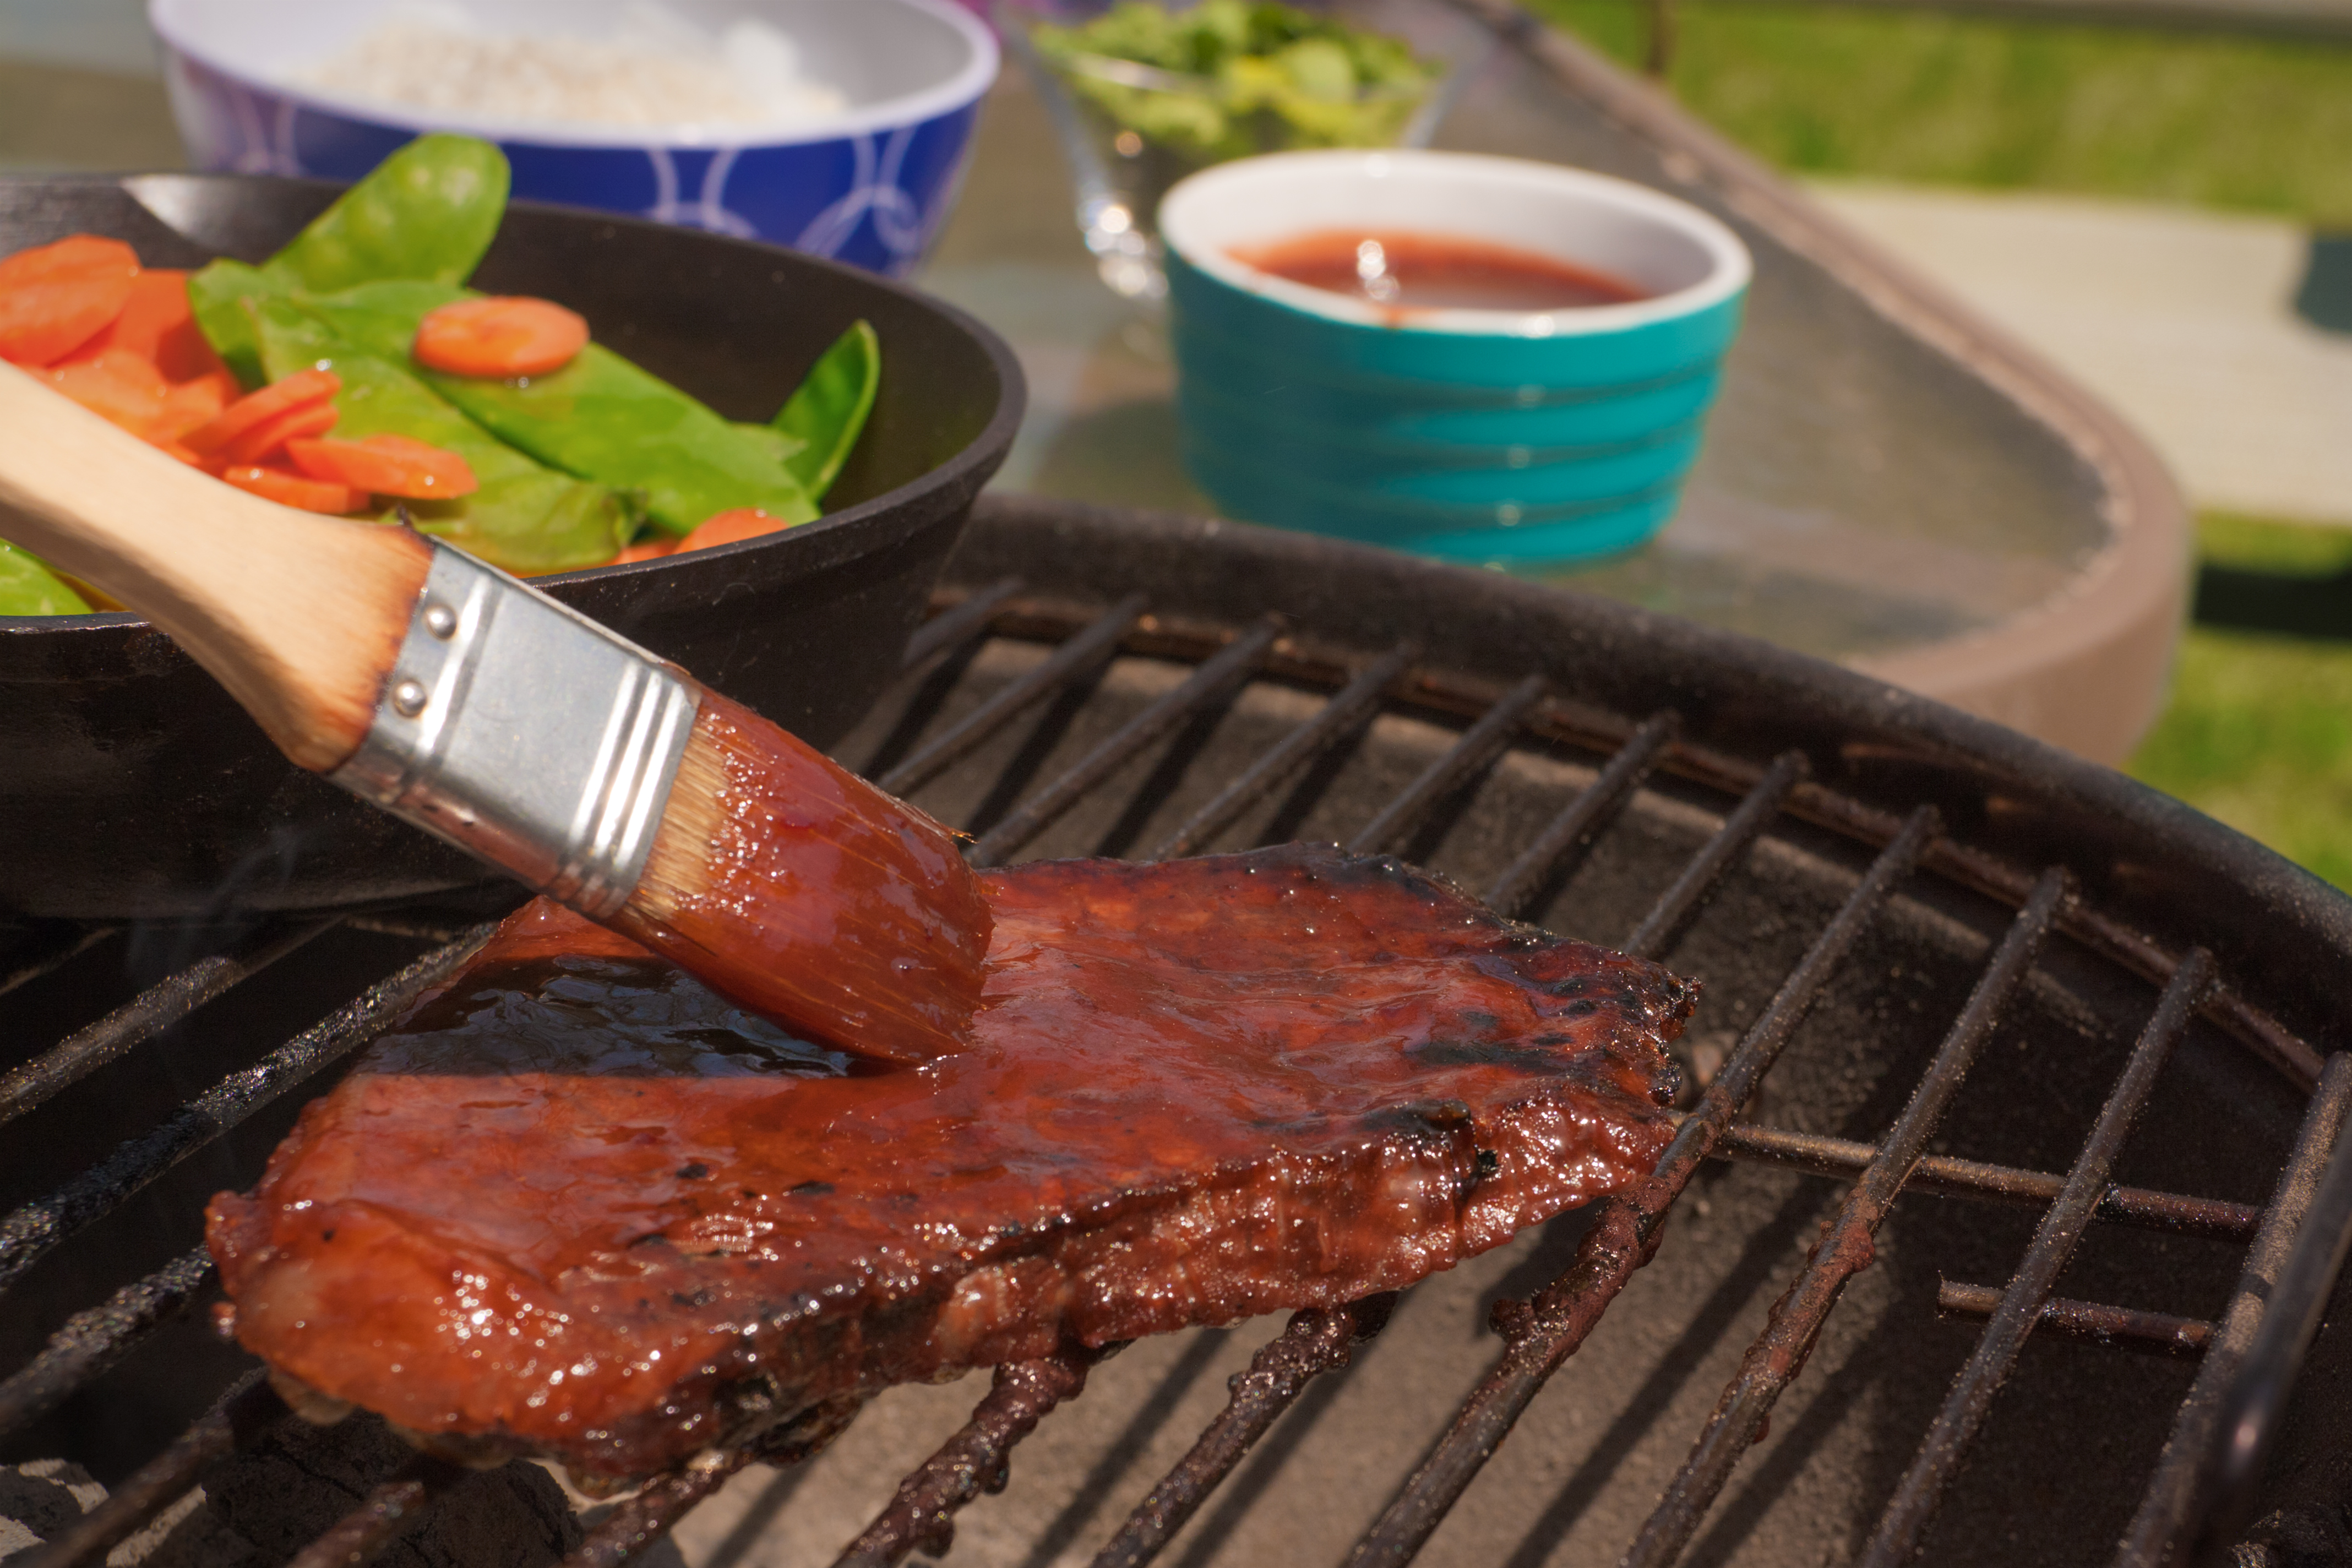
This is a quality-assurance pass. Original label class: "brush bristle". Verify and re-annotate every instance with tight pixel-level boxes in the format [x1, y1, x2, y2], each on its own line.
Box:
[612, 692, 993, 1065]
[628, 709, 732, 924]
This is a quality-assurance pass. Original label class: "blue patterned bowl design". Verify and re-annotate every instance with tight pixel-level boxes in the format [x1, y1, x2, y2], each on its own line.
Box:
[1159, 150, 1750, 565]
[149, 0, 997, 279]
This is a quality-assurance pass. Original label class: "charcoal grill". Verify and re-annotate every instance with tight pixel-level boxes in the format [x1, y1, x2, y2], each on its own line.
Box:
[4, 495, 2350, 1568]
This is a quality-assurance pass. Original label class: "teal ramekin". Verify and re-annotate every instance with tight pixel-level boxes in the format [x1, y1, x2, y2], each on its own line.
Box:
[1158, 149, 1750, 567]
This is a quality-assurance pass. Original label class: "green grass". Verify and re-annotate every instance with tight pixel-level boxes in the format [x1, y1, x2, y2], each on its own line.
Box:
[1523, 0, 2352, 224]
[2126, 515, 2352, 890]
[2197, 509, 2352, 576]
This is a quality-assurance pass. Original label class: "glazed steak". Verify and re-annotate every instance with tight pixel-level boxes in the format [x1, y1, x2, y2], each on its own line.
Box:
[208, 845, 1693, 1479]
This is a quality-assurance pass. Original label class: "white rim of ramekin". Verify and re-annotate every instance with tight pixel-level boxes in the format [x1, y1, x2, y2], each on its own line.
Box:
[147, 0, 1000, 150]
[1159, 149, 1752, 339]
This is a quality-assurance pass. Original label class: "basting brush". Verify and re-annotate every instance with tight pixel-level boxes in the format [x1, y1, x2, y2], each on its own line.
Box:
[0, 364, 990, 1065]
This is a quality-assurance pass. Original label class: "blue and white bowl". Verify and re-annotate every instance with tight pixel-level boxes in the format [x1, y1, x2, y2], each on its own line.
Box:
[1159, 150, 1751, 566]
[149, 0, 998, 278]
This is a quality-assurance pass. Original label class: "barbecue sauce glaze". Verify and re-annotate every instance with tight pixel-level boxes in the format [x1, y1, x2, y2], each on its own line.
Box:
[208, 845, 1692, 1479]
[614, 693, 992, 1067]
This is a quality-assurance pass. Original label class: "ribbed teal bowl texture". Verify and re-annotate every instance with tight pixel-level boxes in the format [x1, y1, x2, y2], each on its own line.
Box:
[1160, 150, 1750, 565]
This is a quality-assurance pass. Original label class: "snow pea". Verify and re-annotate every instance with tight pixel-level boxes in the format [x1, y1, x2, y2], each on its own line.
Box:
[187, 136, 509, 388]
[773, 320, 879, 499]
[264, 134, 508, 295]
[251, 300, 640, 575]
[733, 422, 808, 468]
[186, 259, 274, 389]
[0, 538, 91, 616]
[454, 345, 823, 533]
[297, 279, 819, 535]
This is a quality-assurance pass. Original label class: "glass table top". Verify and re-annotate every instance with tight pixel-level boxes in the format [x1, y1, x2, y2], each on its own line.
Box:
[918, 9, 2124, 668]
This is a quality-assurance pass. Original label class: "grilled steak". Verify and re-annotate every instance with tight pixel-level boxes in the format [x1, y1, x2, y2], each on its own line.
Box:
[207, 845, 1693, 1479]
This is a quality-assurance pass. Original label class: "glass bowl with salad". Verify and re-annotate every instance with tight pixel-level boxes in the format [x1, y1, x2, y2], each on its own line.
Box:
[999, 0, 1482, 297]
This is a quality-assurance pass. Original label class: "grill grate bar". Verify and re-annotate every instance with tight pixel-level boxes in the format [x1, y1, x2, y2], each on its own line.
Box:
[903, 576, 1026, 669]
[1634, 804, 1943, 1208]
[834, 1348, 1101, 1568]
[0, 918, 338, 1128]
[1837, 782, 2317, 1093]
[2119, 1050, 2352, 1566]
[1087, 1295, 1397, 1568]
[1346, 674, 1549, 857]
[878, 594, 1150, 797]
[554, 1397, 864, 1568]
[0, 1245, 213, 1440]
[342, 914, 473, 943]
[1707, 1122, 2263, 1241]
[1484, 711, 1680, 919]
[15, 1369, 283, 1568]
[967, 617, 1285, 868]
[2185, 1099, 2352, 1560]
[1623, 752, 1810, 962]
[1624, 864, 2070, 1568]
[1343, 805, 1941, 1568]
[0, 925, 115, 1003]
[560, 1452, 754, 1568]
[285, 1458, 465, 1568]
[1934, 1281, 2214, 1359]
[0, 926, 493, 1298]
[1858, 946, 2218, 1568]
[1148, 643, 1417, 862]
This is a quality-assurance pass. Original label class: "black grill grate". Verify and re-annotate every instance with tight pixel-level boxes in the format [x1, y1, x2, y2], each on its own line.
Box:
[3, 547, 2348, 1568]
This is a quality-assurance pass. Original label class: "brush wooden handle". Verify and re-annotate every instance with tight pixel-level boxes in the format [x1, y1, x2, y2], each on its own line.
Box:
[0, 364, 431, 771]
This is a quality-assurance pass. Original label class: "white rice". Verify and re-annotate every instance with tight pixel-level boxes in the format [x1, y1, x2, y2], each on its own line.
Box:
[302, 1, 849, 129]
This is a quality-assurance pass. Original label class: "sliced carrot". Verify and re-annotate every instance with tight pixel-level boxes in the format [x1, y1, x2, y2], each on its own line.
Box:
[678, 507, 793, 553]
[412, 296, 589, 378]
[219, 464, 366, 514]
[40, 347, 173, 438]
[0, 235, 141, 368]
[614, 537, 679, 564]
[153, 369, 239, 442]
[218, 398, 339, 465]
[83, 269, 228, 383]
[182, 368, 340, 458]
[81, 269, 188, 362]
[286, 433, 477, 499]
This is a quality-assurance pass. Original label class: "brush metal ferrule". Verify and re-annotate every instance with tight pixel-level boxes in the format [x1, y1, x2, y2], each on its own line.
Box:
[330, 541, 701, 919]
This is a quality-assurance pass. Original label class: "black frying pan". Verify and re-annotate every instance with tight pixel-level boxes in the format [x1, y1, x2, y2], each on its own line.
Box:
[0, 174, 1023, 919]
